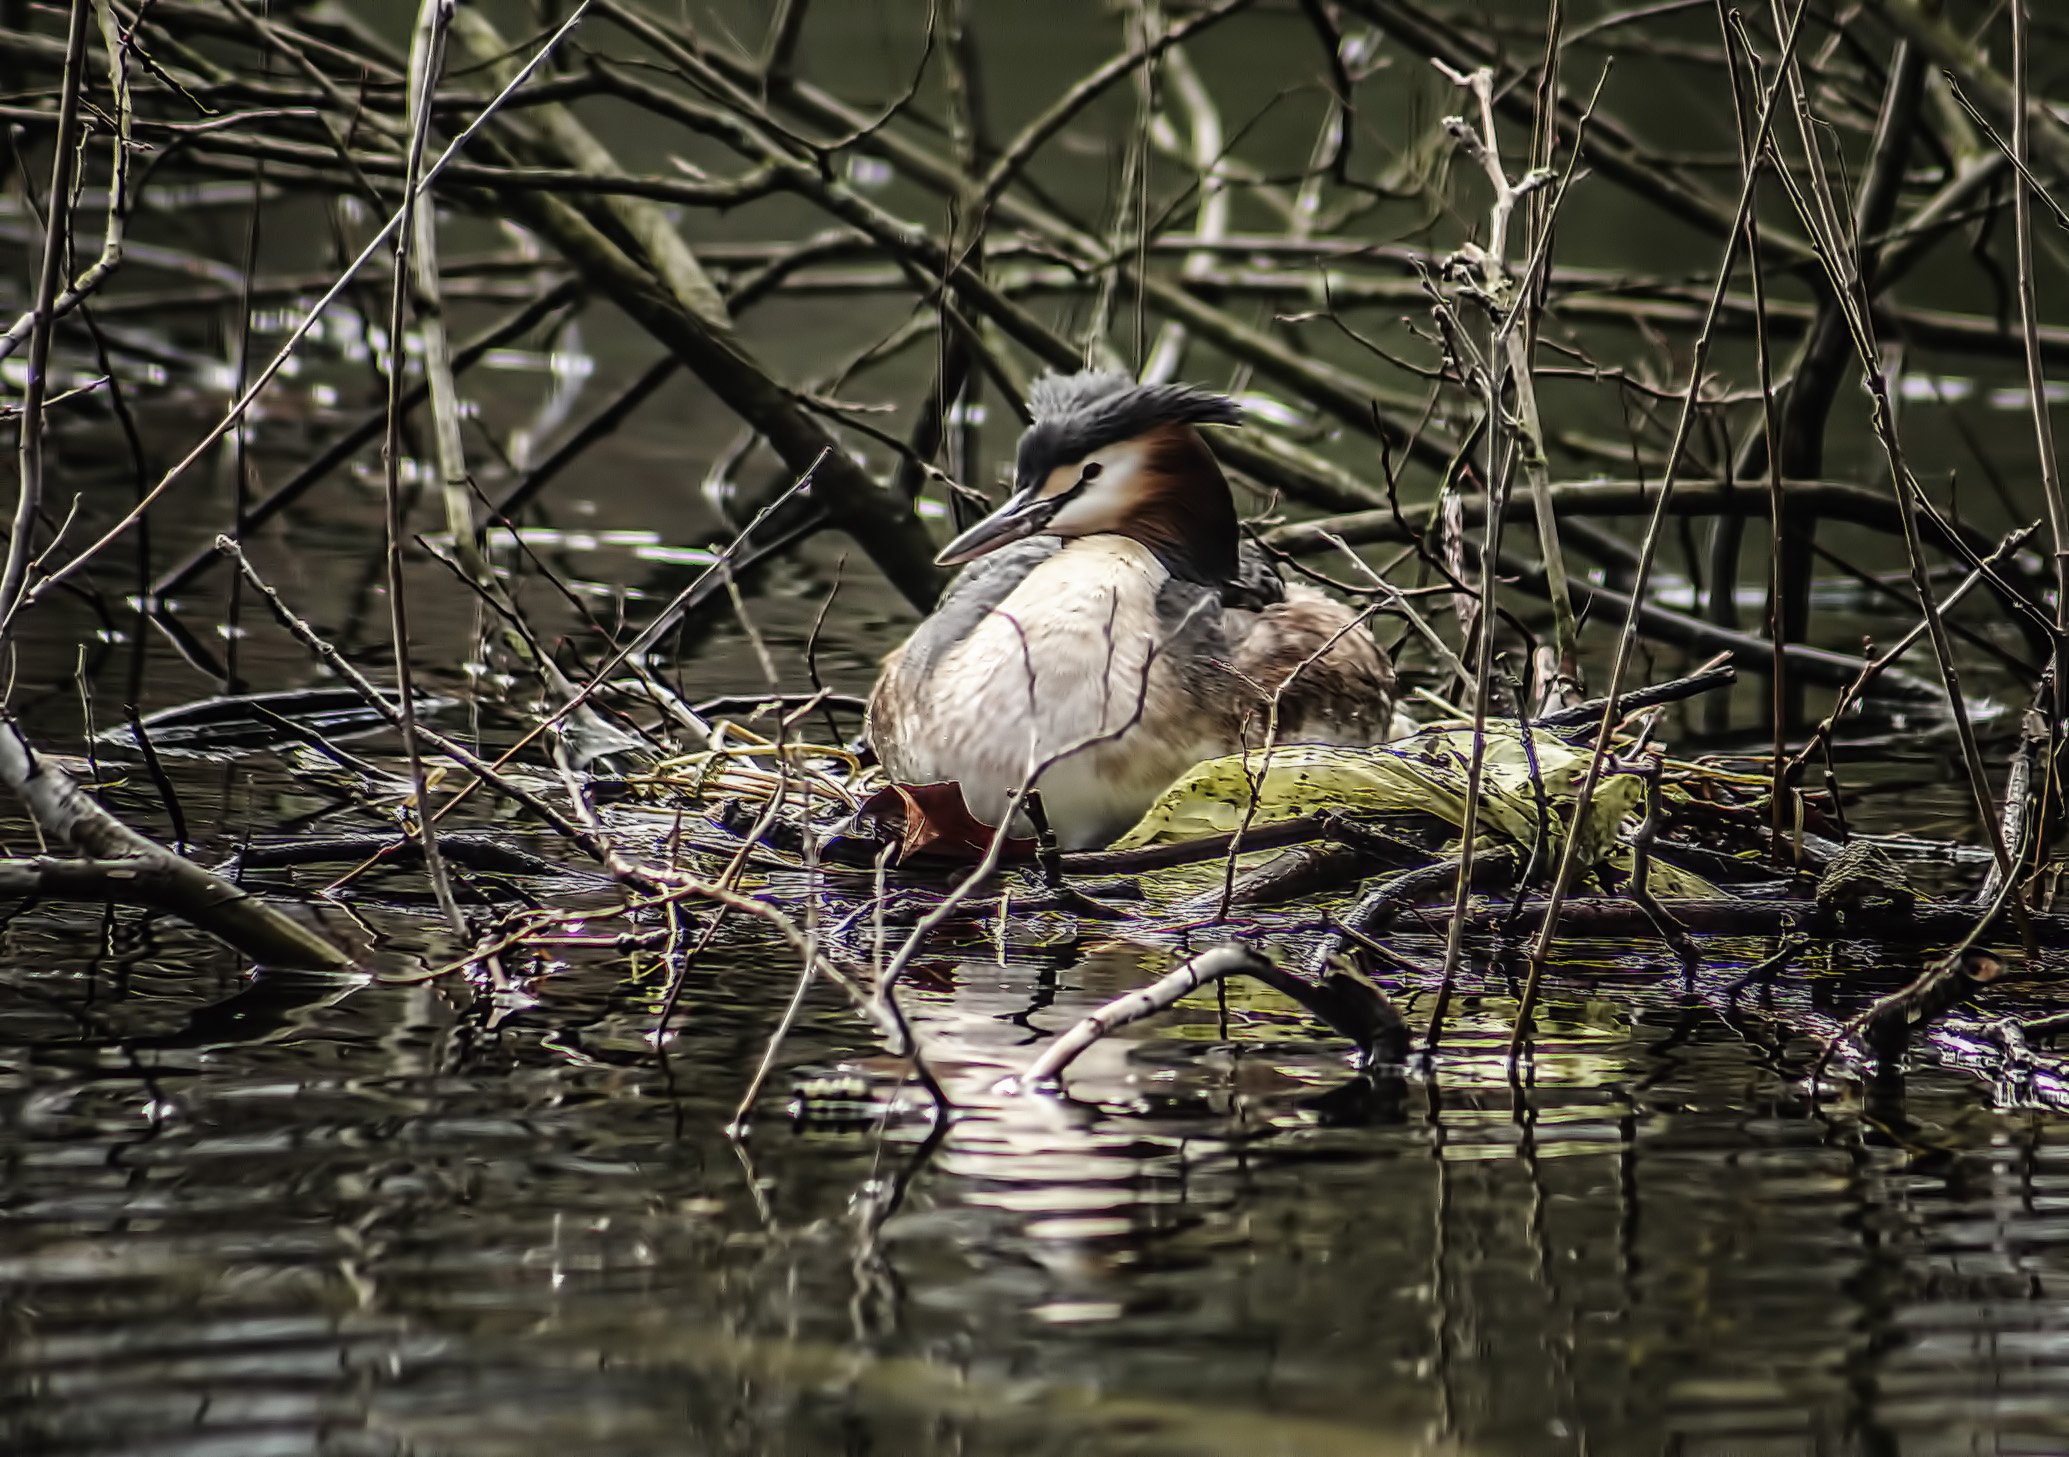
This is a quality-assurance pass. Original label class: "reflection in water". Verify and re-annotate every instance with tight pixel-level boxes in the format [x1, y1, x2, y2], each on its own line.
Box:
[0, 0, 2056, 1446]
[5, 880, 2067, 1455]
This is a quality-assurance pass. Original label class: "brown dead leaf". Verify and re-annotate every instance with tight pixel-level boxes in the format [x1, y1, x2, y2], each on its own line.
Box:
[853, 782, 1036, 864]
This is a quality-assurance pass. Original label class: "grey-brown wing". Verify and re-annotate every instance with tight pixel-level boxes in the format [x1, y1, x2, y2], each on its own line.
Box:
[1223, 536, 1286, 611]
[1226, 588, 1395, 745]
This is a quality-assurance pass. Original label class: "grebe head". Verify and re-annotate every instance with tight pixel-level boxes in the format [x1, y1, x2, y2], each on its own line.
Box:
[935, 371, 1244, 583]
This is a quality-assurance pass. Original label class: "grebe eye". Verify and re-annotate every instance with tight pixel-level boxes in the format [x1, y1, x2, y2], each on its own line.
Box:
[1080, 462, 1103, 481]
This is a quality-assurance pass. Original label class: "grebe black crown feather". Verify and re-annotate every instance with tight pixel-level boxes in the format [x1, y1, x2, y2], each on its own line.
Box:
[935, 371, 1246, 575]
[1015, 371, 1243, 488]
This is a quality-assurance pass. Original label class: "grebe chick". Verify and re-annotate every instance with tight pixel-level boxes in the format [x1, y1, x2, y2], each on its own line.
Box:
[866, 370, 1395, 850]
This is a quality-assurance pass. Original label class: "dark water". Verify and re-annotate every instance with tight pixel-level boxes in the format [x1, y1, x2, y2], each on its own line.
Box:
[9, 896, 2069, 1455]
[4, 2, 2069, 1453]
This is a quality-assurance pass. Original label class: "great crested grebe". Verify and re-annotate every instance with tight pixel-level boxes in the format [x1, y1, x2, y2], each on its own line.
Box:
[866, 370, 1396, 850]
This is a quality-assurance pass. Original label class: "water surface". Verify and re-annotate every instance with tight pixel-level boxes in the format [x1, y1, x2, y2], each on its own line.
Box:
[4, 2, 2068, 1452]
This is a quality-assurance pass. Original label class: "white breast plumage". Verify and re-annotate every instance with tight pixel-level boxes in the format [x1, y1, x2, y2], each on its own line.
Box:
[872, 537, 1228, 848]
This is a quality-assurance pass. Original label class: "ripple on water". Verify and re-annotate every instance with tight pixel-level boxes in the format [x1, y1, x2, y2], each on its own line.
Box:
[5, 918, 2069, 1455]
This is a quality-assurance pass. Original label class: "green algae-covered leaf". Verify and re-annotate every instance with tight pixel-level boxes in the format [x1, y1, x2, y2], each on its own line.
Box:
[1111, 723, 1679, 883]
[1570, 766, 1643, 871]
[1115, 726, 1593, 845]
[1632, 853, 1718, 899]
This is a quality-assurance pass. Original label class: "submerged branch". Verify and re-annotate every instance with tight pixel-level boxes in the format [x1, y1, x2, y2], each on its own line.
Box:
[0, 718, 349, 968]
[1008, 942, 1409, 1092]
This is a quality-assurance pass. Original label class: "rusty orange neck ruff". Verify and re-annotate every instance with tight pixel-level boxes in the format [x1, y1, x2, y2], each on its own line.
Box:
[1111, 423, 1240, 587]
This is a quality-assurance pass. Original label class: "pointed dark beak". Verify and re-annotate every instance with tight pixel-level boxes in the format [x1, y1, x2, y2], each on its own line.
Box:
[934, 485, 1056, 566]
